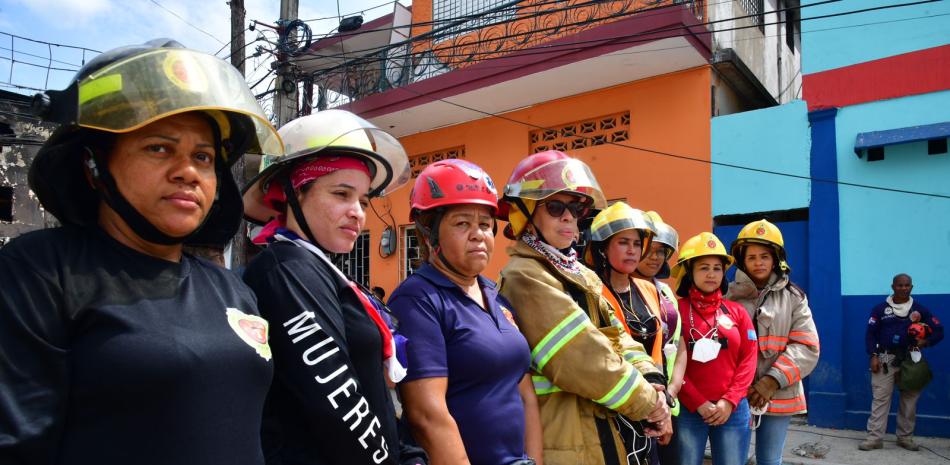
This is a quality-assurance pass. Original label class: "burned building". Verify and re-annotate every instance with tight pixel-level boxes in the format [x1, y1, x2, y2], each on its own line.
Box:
[0, 90, 57, 246]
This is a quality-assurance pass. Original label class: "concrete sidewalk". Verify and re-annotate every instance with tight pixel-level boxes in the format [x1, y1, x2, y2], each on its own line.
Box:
[772, 424, 950, 465]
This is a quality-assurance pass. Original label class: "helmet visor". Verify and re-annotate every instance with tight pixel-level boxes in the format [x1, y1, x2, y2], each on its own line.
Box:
[590, 213, 654, 242]
[504, 158, 606, 208]
[76, 48, 282, 157]
[652, 222, 679, 251]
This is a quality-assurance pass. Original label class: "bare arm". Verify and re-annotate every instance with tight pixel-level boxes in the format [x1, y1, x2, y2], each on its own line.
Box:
[399, 378, 471, 465]
[668, 338, 689, 398]
[519, 374, 544, 465]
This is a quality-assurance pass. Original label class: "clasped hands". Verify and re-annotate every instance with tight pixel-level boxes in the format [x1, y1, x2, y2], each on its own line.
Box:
[643, 383, 673, 444]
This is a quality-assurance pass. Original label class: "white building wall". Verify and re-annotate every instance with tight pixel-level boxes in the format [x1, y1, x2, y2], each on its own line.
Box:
[710, 0, 802, 114]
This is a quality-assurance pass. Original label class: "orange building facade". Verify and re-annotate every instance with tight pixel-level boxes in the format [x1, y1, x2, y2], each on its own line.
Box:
[362, 66, 713, 294]
[300, 1, 717, 294]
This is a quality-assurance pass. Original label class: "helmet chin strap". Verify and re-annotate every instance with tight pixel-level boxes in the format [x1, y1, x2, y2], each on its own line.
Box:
[84, 115, 225, 246]
[85, 146, 223, 246]
[415, 210, 478, 281]
[282, 171, 328, 253]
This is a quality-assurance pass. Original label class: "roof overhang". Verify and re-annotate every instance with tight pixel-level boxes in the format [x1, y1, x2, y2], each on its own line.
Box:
[854, 121, 950, 160]
[329, 4, 711, 137]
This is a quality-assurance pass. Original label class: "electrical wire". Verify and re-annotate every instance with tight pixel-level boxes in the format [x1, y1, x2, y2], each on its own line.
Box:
[387, 60, 950, 201]
[301, 0, 933, 74]
[295, 0, 801, 64]
[146, 0, 226, 45]
[300, 0, 397, 23]
[297, 0, 695, 65]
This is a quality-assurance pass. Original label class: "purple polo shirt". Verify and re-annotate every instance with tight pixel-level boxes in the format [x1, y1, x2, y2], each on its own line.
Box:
[389, 264, 531, 465]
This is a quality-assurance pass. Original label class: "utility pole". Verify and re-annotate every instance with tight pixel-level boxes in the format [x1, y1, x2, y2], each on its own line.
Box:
[275, 0, 299, 128]
[229, 0, 248, 269]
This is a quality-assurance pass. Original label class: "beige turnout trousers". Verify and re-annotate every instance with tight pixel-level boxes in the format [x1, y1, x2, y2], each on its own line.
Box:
[867, 360, 922, 441]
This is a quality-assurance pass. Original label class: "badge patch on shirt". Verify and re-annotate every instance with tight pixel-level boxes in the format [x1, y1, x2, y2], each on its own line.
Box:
[717, 314, 734, 330]
[501, 306, 519, 329]
[747, 329, 758, 340]
[226, 308, 272, 361]
[868, 316, 877, 325]
[884, 307, 894, 315]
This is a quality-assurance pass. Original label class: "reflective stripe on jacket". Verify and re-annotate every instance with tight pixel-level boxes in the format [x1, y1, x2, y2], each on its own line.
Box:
[727, 269, 820, 416]
[656, 280, 682, 416]
[500, 241, 660, 465]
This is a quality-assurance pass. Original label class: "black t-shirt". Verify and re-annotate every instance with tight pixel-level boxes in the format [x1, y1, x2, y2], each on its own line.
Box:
[243, 241, 399, 465]
[0, 226, 274, 465]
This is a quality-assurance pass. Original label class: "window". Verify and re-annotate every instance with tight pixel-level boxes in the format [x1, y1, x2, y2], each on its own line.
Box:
[331, 231, 370, 287]
[399, 225, 422, 279]
[928, 138, 948, 155]
[782, 0, 799, 53]
[432, 0, 517, 38]
[529, 112, 630, 154]
[739, 0, 765, 31]
[0, 186, 12, 222]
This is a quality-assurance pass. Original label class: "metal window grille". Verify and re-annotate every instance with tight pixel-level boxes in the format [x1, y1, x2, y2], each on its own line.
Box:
[432, 0, 518, 38]
[331, 231, 370, 287]
[738, 0, 765, 30]
[399, 225, 422, 279]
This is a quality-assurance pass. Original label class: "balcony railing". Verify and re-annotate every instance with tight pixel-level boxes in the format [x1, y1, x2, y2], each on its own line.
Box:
[307, 0, 704, 108]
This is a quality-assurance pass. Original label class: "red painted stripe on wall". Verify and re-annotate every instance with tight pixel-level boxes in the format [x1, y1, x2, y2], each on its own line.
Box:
[803, 44, 950, 111]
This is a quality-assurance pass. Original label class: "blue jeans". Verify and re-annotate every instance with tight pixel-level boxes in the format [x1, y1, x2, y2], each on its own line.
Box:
[754, 415, 792, 465]
[676, 399, 751, 465]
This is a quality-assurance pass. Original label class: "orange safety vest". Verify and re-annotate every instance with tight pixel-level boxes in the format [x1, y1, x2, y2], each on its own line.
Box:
[601, 279, 664, 366]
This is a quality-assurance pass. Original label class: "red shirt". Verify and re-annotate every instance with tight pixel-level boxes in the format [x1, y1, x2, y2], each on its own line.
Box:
[677, 293, 757, 412]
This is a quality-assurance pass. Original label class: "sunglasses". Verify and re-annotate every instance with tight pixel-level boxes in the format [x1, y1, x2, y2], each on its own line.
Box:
[540, 199, 592, 219]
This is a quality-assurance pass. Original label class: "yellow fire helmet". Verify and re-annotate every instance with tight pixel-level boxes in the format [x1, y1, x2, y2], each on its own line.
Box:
[644, 210, 679, 254]
[730, 219, 790, 272]
[583, 201, 655, 271]
[243, 109, 411, 225]
[589, 202, 655, 250]
[670, 232, 734, 293]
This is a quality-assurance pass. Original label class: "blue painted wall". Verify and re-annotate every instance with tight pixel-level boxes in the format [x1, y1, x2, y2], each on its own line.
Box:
[715, 221, 810, 295]
[801, 0, 950, 74]
[834, 90, 950, 296]
[804, 108, 847, 430]
[711, 101, 811, 216]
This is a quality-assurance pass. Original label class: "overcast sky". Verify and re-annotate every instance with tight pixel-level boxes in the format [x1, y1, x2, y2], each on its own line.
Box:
[0, 0, 408, 95]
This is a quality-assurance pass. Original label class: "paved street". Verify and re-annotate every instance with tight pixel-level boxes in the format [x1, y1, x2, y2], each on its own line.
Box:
[774, 424, 950, 465]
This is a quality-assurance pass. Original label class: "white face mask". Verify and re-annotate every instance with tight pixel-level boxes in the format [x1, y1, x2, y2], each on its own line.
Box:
[691, 337, 721, 363]
[910, 349, 922, 363]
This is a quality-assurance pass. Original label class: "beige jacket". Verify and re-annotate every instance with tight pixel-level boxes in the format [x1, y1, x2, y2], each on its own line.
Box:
[499, 241, 660, 465]
[727, 269, 820, 415]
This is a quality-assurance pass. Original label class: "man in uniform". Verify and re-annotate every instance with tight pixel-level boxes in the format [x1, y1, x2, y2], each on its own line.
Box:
[860, 274, 943, 451]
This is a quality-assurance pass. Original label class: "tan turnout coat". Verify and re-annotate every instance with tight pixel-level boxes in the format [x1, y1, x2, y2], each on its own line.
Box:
[727, 269, 820, 415]
[499, 241, 661, 465]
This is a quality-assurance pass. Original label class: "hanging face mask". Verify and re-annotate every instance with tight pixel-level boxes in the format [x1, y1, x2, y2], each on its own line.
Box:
[692, 337, 721, 363]
[910, 347, 922, 363]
